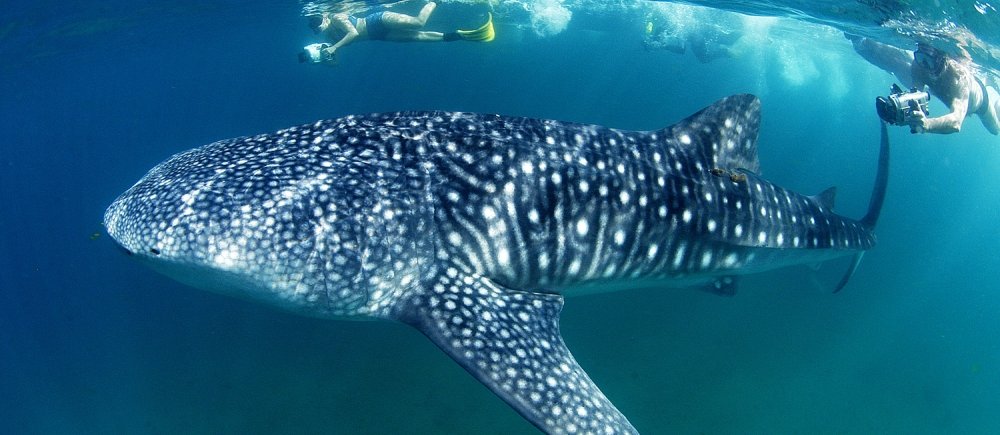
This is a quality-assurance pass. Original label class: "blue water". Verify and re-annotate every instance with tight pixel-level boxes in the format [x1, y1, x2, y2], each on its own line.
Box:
[2, 1, 999, 433]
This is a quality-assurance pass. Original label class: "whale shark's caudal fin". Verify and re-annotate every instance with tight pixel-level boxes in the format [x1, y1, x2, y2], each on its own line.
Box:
[388, 271, 638, 434]
[861, 121, 890, 230]
[833, 121, 890, 293]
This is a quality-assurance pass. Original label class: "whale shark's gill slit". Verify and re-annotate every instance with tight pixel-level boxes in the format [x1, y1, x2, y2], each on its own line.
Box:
[582, 198, 610, 279]
[445, 207, 490, 274]
[389, 272, 638, 434]
[503, 203, 526, 281]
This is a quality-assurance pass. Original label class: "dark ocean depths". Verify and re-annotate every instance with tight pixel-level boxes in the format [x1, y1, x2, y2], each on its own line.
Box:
[2, 1, 999, 433]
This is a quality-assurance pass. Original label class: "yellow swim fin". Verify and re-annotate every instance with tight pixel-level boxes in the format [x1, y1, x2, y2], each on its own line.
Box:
[456, 13, 494, 42]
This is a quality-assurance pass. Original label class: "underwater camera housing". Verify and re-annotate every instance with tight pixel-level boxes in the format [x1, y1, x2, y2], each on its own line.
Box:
[875, 83, 930, 133]
[298, 43, 334, 64]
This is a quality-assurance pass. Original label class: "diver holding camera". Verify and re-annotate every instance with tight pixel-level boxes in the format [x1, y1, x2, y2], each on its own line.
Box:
[850, 35, 1000, 135]
[298, 3, 494, 66]
[875, 84, 930, 133]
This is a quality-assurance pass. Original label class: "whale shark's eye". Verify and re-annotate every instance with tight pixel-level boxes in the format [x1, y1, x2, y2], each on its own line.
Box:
[149, 248, 161, 255]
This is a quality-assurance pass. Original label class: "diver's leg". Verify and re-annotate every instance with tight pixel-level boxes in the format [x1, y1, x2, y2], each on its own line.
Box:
[384, 30, 443, 42]
[983, 87, 1000, 135]
[382, 2, 436, 30]
[416, 2, 437, 24]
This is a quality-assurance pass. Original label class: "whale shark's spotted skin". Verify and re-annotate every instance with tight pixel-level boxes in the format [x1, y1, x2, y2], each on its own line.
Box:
[105, 95, 887, 434]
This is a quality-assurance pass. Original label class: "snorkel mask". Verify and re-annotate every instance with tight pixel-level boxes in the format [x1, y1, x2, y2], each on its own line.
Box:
[914, 45, 945, 75]
[308, 14, 329, 34]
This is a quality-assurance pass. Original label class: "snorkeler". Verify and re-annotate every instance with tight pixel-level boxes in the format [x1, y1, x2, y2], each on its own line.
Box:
[642, 4, 743, 64]
[301, 2, 494, 64]
[850, 35, 1000, 135]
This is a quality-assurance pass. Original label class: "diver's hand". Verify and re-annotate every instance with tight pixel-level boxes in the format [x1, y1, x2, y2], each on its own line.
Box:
[322, 46, 337, 62]
[908, 109, 928, 133]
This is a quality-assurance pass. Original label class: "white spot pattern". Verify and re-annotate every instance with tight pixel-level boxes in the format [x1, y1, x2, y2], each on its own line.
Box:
[104, 98, 877, 435]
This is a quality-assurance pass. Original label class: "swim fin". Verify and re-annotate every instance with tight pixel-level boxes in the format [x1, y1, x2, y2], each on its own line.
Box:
[455, 13, 495, 42]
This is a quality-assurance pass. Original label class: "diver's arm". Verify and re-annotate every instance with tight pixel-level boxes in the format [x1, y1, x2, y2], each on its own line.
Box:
[850, 37, 916, 87]
[326, 15, 359, 54]
[910, 67, 969, 134]
[919, 93, 969, 134]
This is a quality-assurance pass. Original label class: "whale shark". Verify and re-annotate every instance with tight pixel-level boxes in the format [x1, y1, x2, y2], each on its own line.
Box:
[104, 94, 889, 434]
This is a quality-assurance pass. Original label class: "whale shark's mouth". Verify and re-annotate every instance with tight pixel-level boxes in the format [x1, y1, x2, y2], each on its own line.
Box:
[104, 193, 142, 254]
[103, 197, 127, 249]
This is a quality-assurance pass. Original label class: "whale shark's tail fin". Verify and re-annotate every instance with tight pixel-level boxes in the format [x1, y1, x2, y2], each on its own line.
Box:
[861, 121, 890, 229]
[388, 272, 638, 434]
[833, 121, 890, 293]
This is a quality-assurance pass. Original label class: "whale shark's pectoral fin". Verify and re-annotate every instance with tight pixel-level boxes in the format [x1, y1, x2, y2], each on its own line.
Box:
[388, 272, 638, 434]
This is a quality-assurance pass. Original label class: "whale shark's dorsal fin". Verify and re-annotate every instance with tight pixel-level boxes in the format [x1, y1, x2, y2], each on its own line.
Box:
[387, 271, 638, 434]
[662, 93, 762, 174]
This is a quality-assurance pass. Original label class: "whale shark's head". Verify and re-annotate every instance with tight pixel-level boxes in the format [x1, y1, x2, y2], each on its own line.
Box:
[104, 172, 269, 306]
[104, 127, 384, 317]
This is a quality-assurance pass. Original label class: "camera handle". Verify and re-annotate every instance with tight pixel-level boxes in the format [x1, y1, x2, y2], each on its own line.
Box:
[907, 100, 924, 134]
